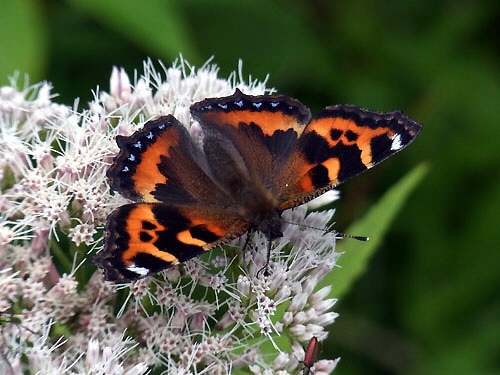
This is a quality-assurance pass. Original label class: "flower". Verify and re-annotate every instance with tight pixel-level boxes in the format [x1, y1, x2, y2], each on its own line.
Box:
[0, 57, 341, 374]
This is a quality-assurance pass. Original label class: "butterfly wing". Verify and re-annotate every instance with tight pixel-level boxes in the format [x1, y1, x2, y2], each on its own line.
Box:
[190, 89, 312, 194]
[95, 202, 250, 282]
[107, 115, 230, 206]
[96, 115, 250, 281]
[278, 105, 422, 209]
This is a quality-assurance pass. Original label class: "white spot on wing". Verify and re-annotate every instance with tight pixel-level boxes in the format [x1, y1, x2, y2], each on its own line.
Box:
[307, 190, 340, 209]
[126, 265, 149, 277]
[390, 134, 403, 150]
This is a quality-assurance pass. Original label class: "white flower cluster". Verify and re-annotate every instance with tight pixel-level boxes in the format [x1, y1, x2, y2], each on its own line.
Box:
[0, 58, 340, 374]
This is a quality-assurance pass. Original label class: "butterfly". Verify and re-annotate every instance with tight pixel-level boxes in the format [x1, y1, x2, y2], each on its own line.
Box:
[94, 89, 421, 282]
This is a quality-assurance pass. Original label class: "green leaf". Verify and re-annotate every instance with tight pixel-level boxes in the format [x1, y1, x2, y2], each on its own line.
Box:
[323, 163, 429, 299]
[0, 0, 47, 83]
[68, 0, 199, 61]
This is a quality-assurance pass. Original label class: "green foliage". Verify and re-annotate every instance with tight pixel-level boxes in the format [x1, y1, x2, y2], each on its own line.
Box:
[322, 163, 428, 300]
[0, 0, 47, 83]
[68, 0, 200, 61]
[2, 0, 499, 372]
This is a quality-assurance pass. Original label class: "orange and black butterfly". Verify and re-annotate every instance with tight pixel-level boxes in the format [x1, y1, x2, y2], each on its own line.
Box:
[94, 89, 421, 281]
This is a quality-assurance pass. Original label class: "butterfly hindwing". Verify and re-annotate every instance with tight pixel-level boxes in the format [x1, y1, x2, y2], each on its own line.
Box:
[95, 202, 251, 281]
[96, 204, 185, 281]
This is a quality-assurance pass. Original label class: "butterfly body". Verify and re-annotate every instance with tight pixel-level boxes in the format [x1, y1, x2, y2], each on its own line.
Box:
[94, 89, 421, 282]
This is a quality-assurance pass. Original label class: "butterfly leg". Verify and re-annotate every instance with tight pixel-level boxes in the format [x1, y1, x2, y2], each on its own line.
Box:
[241, 231, 252, 253]
[256, 233, 273, 278]
[242, 231, 269, 277]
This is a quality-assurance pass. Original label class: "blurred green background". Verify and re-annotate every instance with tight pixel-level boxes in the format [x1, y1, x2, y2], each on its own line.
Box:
[2, 0, 499, 373]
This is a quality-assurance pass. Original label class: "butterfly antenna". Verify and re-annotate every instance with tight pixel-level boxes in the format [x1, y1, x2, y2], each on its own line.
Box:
[330, 230, 369, 242]
[282, 220, 369, 242]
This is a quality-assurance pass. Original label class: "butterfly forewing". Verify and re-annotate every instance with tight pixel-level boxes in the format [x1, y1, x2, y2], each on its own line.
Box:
[278, 105, 422, 209]
[191, 89, 312, 187]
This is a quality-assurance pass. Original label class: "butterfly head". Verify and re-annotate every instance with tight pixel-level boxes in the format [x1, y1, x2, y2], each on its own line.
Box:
[234, 185, 284, 240]
[254, 210, 283, 240]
